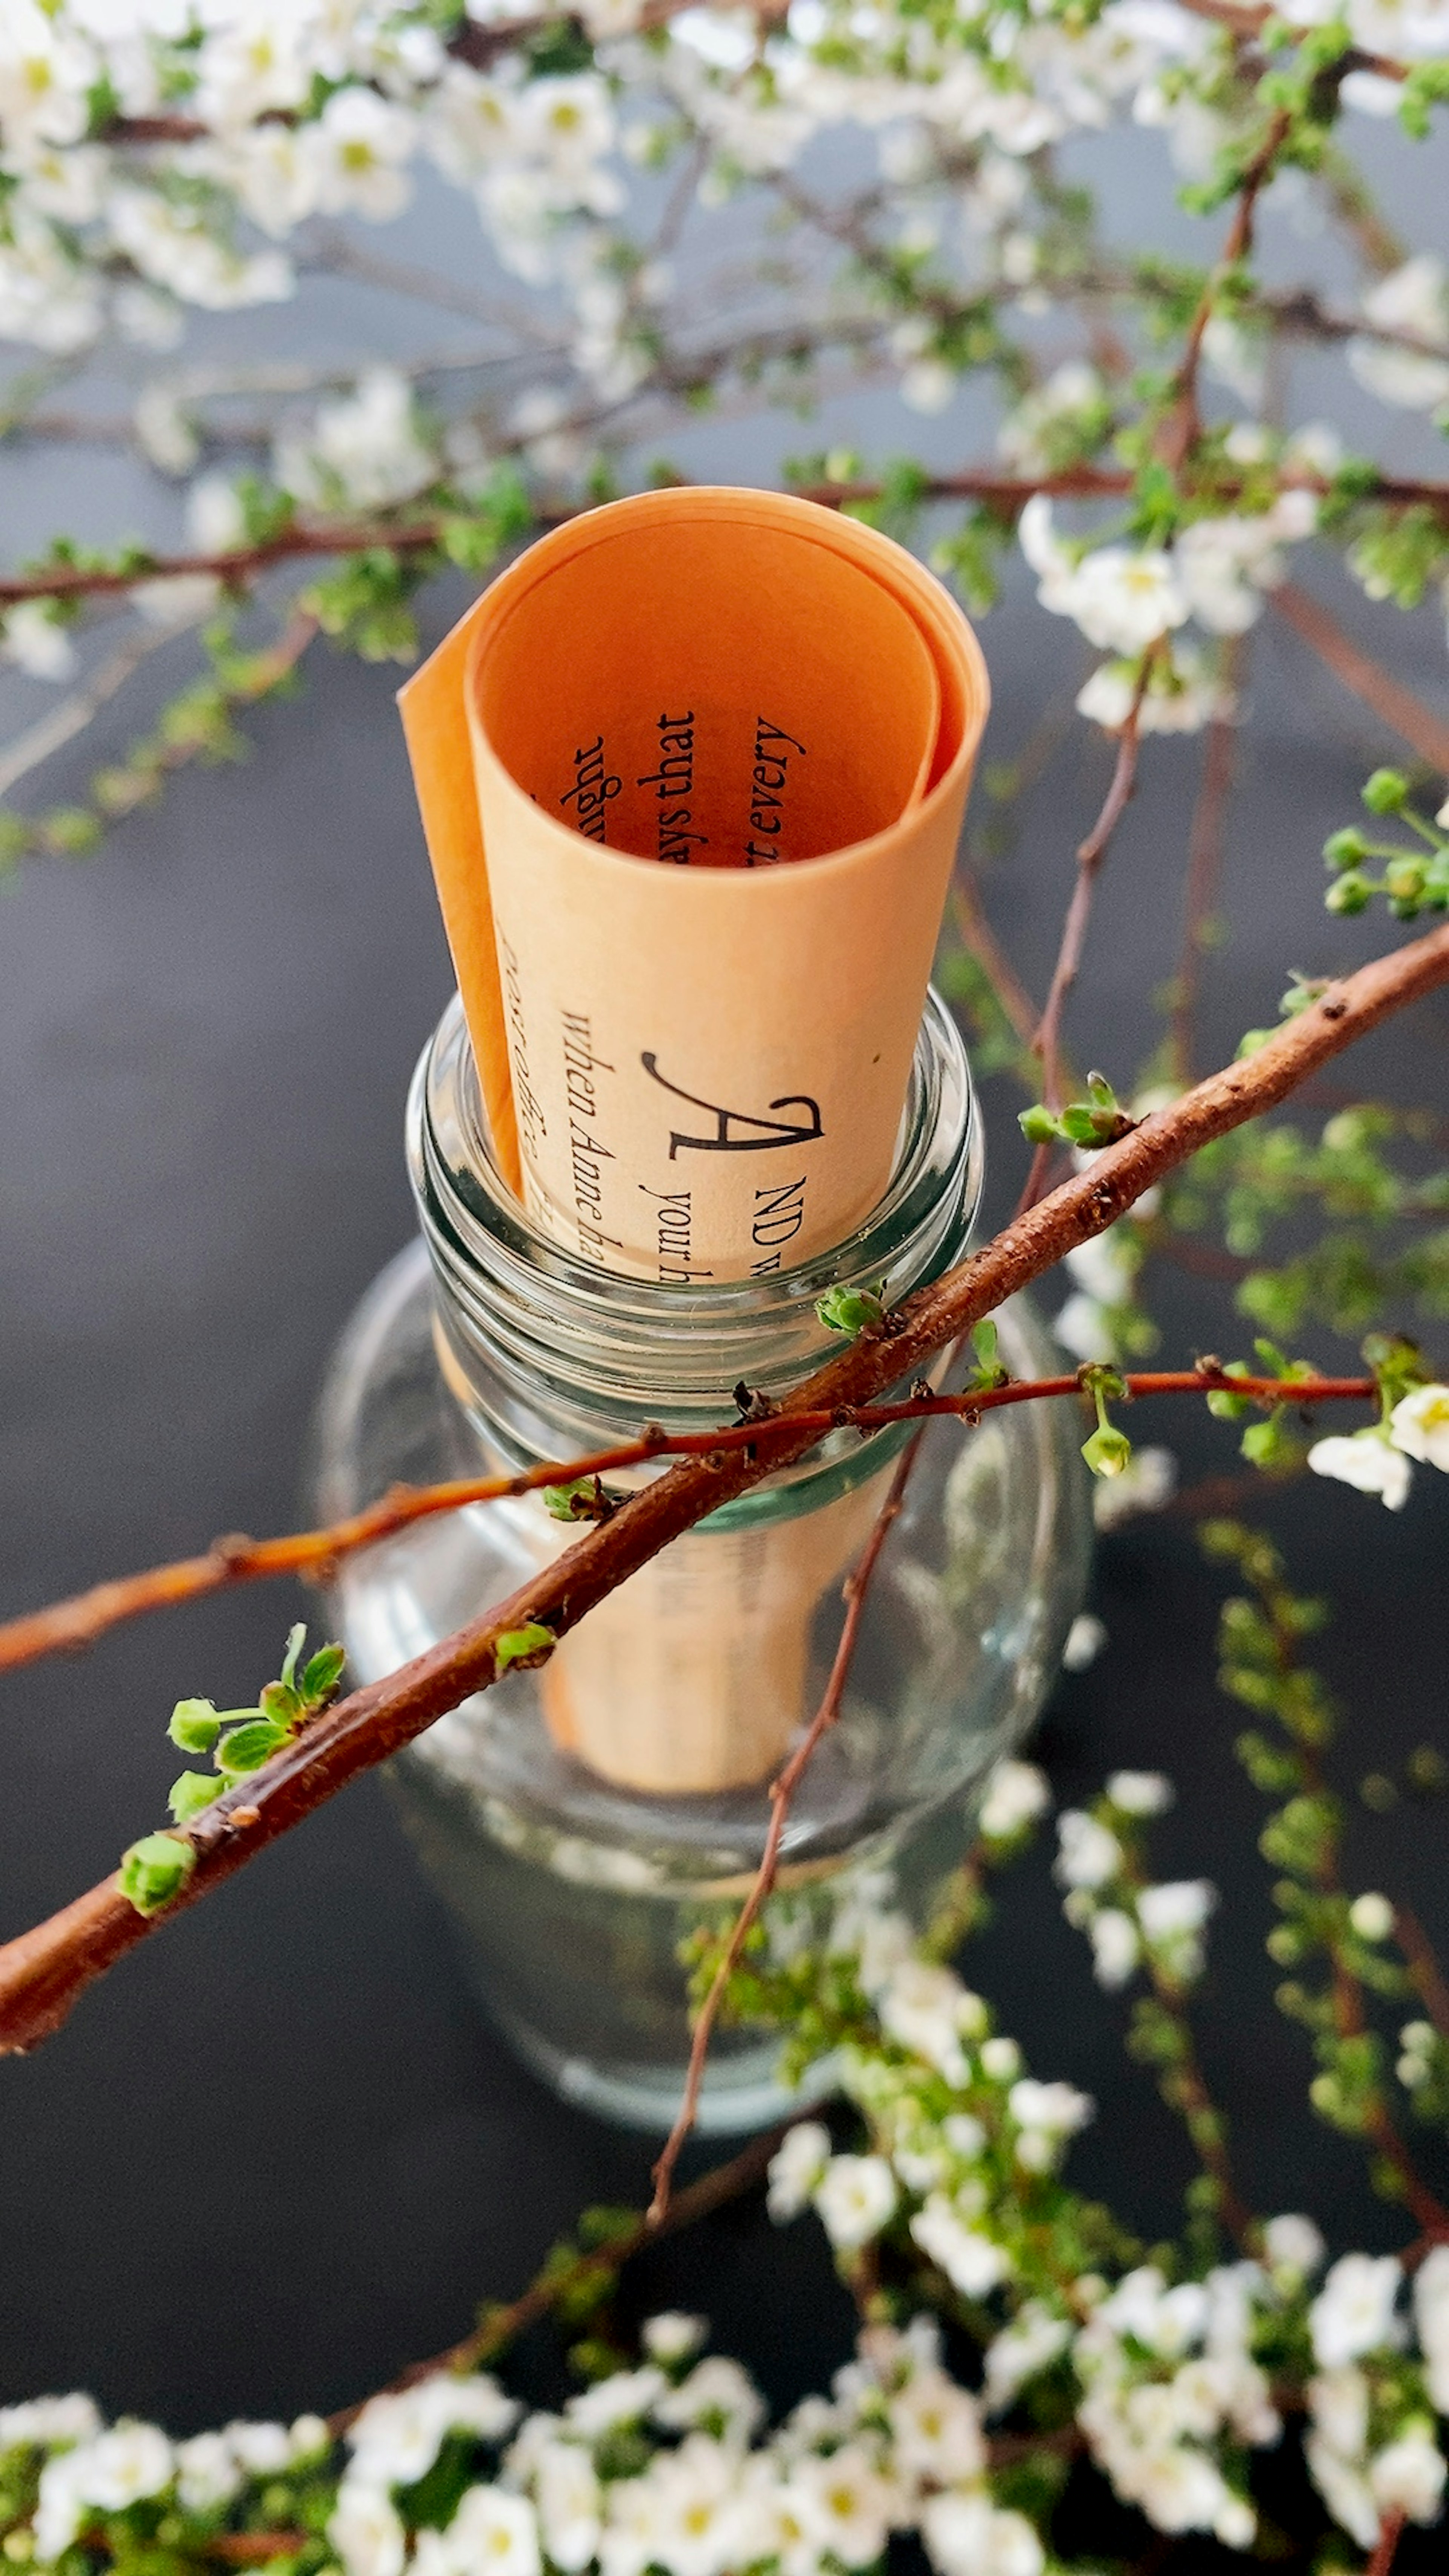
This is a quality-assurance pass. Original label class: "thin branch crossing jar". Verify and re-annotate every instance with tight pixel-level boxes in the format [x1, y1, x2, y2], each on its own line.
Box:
[310, 991, 1090, 2131]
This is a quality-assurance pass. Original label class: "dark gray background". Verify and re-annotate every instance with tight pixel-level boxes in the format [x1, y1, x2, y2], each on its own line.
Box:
[2, 124, 1448, 2447]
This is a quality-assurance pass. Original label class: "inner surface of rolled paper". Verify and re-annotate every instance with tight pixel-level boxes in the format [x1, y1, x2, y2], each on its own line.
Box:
[474, 513, 939, 871]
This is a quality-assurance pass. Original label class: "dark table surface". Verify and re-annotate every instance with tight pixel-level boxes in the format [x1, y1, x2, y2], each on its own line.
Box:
[3, 146, 1449, 2446]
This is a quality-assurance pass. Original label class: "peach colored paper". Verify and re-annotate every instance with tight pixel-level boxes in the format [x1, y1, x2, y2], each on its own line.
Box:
[400, 487, 987, 1283]
[399, 488, 988, 1793]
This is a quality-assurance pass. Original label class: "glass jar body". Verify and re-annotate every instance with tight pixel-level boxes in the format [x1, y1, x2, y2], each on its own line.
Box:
[309, 996, 1091, 2132]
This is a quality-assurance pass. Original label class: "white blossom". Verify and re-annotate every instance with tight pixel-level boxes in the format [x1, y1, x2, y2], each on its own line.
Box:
[4, 601, 77, 683]
[1390, 1383, 1449, 1470]
[768, 2121, 831, 2221]
[641, 2312, 707, 2364]
[0, 2395, 100, 2453]
[175, 2433, 243, 2514]
[1107, 1770, 1173, 1815]
[787, 2442, 896, 2568]
[348, 2375, 518, 2490]
[1062, 1612, 1108, 1672]
[1020, 497, 1188, 652]
[1369, 2424, 1446, 2524]
[814, 2153, 899, 2251]
[565, 2368, 667, 2437]
[69, 2422, 175, 2511]
[1307, 1430, 1412, 1510]
[910, 2193, 1009, 2297]
[434, 2482, 540, 2576]
[1088, 1906, 1141, 1989]
[652, 2356, 764, 2444]
[309, 86, 416, 221]
[886, 2368, 986, 2482]
[329, 2484, 408, 2576]
[1055, 1810, 1123, 1890]
[977, 1759, 1050, 1840]
[921, 2491, 1043, 2576]
[1413, 2242, 1449, 2410]
[1306, 2433, 1381, 2549]
[1349, 254, 1449, 410]
[1263, 2213, 1326, 2278]
[274, 369, 437, 513]
[530, 2441, 601, 2573]
[1349, 1891, 1395, 1941]
[879, 1960, 986, 2084]
[981, 2305, 1073, 2415]
[1310, 2253, 1404, 2368]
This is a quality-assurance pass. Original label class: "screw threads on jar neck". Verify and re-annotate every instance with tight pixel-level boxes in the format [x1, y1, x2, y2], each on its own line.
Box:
[407, 987, 981, 1470]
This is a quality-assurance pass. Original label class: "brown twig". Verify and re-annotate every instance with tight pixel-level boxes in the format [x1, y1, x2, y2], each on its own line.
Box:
[1016, 662, 1153, 1213]
[1170, 638, 1244, 1087]
[648, 1433, 924, 2224]
[1395, 1906, 1449, 2046]
[1160, 108, 1293, 473]
[0, 1373, 1377, 1679]
[15, 466, 1449, 612]
[1366, 2508, 1407, 2576]
[2, 924, 1448, 2059]
[1251, 1578, 1449, 2242]
[1272, 582, 1449, 775]
[950, 874, 1043, 1056]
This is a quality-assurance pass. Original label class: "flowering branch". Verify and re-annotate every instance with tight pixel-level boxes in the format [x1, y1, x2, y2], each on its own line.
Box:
[2, 919, 1448, 2058]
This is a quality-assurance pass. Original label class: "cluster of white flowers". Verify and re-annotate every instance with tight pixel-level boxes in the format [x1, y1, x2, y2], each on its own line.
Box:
[31, 2410, 329, 2562]
[1051, 1782, 1217, 1993]
[1304, 2251, 1449, 2544]
[1074, 2261, 1278, 2545]
[1308, 1380, 1449, 1509]
[1020, 487, 1318, 737]
[8, 1832, 1449, 2576]
[0, 0, 1443, 516]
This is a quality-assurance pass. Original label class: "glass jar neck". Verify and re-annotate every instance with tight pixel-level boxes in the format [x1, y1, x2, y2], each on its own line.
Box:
[406, 988, 981, 1473]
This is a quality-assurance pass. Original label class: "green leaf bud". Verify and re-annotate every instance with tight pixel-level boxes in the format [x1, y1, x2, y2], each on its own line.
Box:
[544, 1477, 606, 1523]
[494, 1621, 557, 1675]
[300, 1642, 346, 1706]
[168, 1770, 219, 1824]
[1361, 767, 1409, 814]
[1081, 1423, 1133, 1478]
[816, 1283, 886, 1337]
[168, 1697, 220, 1754]
[1018, 1103, 1061, 1144]
[1325, 871, 1372, 915]
[216, 1716, 292, 1775]
[280, 1621, 307, 1686]
[118, 1832, 196, 1916]
[1323, 827, 1369, 869]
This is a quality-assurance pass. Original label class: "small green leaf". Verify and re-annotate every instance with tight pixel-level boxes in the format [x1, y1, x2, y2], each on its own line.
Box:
[216, 1717, 292, 1775]
[259, 1678, 303, 1726]
[118, 1833, 195, 1916]
[1018, 1103, 1060, 1145]
[495, 1622, 556, 1675]
[280, 1622, 308, 1687]
[300, 1642, 346, 1706]
[816, 1283, 886, 1338]
[168, 1697, 220, 1754]
[168, 1770, 220, 1824]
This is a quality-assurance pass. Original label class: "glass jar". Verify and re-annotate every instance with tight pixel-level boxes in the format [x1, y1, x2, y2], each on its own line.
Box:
[309, 990, 1091, 2133]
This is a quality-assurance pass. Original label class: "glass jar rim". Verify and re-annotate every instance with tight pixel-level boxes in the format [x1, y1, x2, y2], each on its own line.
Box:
[407, 986, 981, 1442]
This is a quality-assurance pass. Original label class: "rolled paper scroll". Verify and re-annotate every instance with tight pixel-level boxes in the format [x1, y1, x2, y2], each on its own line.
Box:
[401, 486, 988, 1792]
